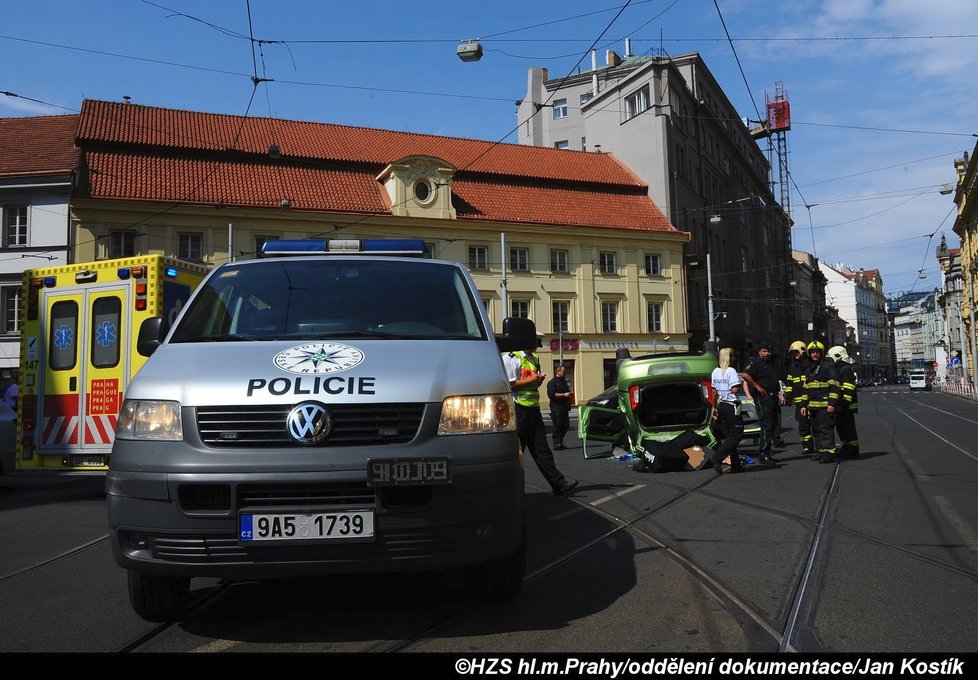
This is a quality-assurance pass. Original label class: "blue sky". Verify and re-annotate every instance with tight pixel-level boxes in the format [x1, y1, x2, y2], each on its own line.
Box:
[3, 0, 976, 295]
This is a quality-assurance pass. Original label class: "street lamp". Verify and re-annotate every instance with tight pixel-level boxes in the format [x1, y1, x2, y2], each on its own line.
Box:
[456, 40, 483, 62]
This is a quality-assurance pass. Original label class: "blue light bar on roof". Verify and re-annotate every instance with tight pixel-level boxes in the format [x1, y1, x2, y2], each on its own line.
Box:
[260, 238, 427, 257]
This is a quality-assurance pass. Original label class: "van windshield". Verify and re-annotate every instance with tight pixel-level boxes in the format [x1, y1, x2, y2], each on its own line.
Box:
[170, 258, 488, 342]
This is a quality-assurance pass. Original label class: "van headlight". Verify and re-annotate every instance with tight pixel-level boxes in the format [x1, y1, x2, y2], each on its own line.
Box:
[438, 394, 515, 435]
[116, 400, 183, 441]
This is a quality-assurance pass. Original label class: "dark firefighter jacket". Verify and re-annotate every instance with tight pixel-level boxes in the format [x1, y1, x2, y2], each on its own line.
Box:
[784, 355, 812, 406]
[800, 358, 840, 410]
[836, 362, 858, 413]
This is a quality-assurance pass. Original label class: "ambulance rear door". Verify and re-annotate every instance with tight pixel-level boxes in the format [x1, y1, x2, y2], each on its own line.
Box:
[38, 283, 129, 466]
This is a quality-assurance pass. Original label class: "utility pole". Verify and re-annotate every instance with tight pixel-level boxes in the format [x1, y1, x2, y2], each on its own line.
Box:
[500, 233, 508, 318]
[706, 252, 717, 352]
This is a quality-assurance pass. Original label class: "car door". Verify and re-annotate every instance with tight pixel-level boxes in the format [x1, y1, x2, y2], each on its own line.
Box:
[578, 396, 627, 459]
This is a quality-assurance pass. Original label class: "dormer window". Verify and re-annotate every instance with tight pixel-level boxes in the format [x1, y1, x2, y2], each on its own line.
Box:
[413, 178, 433, 205]
[377, 155, 456, 219]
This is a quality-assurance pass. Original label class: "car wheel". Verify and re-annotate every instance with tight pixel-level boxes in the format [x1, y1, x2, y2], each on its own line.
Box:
[127, 570, 191, 622]
[462, 522, 527, 603]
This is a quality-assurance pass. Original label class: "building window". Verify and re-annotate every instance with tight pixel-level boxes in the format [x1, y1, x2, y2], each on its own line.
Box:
[3, 205, 28, 247]
[2, 286, 21, 333]
[511, 300, 530, 319]
[601, 301, 618, 333]
[468, 245, 489, 271]
[742, 246, 749, 273]
[510, 247, 529, 272]
[554, 140, 569, 149]
[647, 302, 662, 333]
[581, 137, 587, 151]
[254, 235, 274, 257]
[551, 249, 569, 274]
[625, 87, 650, 120]
[644, 254, 661, 276]
[552, 301, 569, 333]
[178, 232, 203, 262]
[580, 93, 593, 105]
[553, 98, 568, 119]
[599, 251, 618, 275]
[108, 230, 137, 259]
[90, 296, 121, 369]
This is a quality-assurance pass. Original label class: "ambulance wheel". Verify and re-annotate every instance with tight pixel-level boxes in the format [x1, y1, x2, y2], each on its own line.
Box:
[127, 570, 190, 622]
[463, 523, 526, 603]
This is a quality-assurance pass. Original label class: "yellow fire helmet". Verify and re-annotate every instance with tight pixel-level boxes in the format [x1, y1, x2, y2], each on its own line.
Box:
[789, 340, 807, 354]
[807, 340, 825, 353]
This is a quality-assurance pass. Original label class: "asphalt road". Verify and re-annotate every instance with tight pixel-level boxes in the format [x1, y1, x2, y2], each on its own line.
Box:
[1, 388, 976, 654]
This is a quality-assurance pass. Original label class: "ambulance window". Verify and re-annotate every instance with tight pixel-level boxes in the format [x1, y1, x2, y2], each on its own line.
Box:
[49, 301, 78, 371]
[91, 297, 121, 368]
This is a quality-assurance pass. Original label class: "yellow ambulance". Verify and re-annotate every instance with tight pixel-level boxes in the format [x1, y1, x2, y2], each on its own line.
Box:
[16, 256, 208, 471]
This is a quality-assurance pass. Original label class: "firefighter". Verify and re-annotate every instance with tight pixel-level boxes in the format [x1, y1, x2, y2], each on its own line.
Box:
[827, 345, 859, 458]
[799, 341, 841, 464]
[783, 340, 814, 457]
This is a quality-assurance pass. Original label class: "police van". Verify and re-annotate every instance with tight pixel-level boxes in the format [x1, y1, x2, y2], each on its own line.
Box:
[105, 239, 536, 620]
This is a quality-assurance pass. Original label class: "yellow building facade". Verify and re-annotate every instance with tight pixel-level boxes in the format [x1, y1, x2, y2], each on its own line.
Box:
[68, 100, 691, 406]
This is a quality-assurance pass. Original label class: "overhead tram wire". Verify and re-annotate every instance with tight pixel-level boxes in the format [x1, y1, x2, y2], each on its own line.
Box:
[306, 0, 639, 240]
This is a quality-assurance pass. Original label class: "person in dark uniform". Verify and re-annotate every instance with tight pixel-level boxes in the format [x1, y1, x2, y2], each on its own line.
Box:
[827, 345, 859, 458]
[799, 341, 841, 464]
[783, 340, 814, 457]
[502, 341, 579, 496]
[740, 341, 781, 465]
[546, 364, 573, 450]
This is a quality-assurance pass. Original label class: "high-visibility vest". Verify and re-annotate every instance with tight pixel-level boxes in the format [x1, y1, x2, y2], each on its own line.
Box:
[511, 351, 541, 407]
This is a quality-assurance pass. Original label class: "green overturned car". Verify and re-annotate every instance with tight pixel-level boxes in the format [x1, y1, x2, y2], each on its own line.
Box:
[578, 350, 761, 462]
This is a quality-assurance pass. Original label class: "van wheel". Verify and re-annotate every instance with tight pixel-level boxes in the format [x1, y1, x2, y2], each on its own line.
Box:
[463, 523, 527, 603]
[127, 570, 190, 622]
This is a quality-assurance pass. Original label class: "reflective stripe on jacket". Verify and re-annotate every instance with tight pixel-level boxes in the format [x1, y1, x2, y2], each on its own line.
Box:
[837, 363, 858, 413]
[512, 351, 541, 408]
[784, 356, 812, 405]
[801, 359, 840, 409]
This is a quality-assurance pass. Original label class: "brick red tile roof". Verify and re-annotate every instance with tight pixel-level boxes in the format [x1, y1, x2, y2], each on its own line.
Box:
[0, 114, 79, 177]
[77, 100, 679, 234]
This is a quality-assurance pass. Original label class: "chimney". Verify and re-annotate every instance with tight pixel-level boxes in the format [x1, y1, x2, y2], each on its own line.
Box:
[592, 50, 598, 96]
[606, 50, 621, 67]
[625, 38, 632, 57]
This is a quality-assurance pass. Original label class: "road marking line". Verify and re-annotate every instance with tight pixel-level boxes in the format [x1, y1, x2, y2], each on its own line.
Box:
[592, 484, 645, 506]
[894, 406, 978, 464]
[934, 495, 978, 554]
[192, 638, 240, 653]
[909, 398, 978, 425]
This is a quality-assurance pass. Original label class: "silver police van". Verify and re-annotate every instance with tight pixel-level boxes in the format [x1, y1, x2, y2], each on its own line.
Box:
[106, 239, 535, 621]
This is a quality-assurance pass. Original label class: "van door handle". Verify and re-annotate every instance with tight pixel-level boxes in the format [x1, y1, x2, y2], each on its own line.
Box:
[70, 377, 77, 392]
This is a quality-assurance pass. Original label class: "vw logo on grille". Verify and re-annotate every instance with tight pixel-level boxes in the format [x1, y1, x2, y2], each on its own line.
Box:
[286, 402, 333, 445]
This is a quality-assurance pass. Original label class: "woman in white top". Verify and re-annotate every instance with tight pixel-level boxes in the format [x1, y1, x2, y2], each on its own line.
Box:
[710, 347, 745, 473]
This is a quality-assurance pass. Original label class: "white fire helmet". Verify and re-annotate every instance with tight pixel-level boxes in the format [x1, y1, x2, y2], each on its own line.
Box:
[827, 345, 853, 364]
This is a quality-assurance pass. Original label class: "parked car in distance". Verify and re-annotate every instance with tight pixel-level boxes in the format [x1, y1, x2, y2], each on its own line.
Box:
[909, 373, 931, 391]
[0, 403, 15, 475]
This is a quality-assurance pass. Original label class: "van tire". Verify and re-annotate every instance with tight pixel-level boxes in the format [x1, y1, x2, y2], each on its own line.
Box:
[127, 570, 190, 622]
[463, 523, 527, 603]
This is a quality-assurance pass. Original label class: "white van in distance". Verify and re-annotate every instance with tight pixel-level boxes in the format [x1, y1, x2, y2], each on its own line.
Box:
[909, 373, 930, 391]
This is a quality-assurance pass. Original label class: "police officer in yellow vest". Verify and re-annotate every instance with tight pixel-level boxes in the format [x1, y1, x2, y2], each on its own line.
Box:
[502, 340, 579, 496]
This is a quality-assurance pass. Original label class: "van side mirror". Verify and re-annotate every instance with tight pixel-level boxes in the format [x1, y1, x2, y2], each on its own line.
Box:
[496, 316, 537, 353]
[137, 317, 166, 357]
